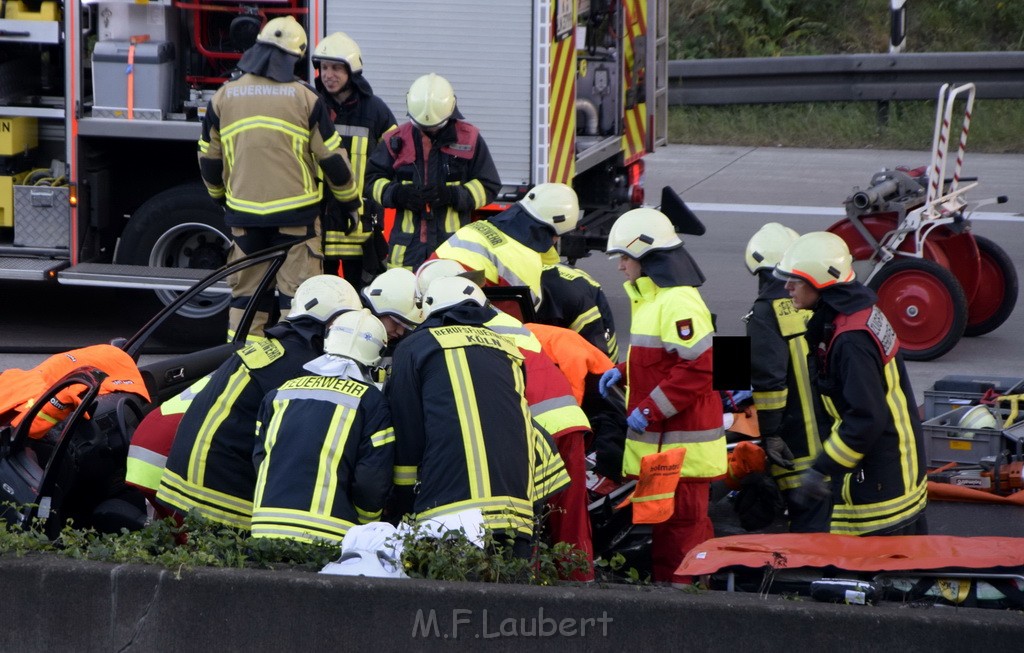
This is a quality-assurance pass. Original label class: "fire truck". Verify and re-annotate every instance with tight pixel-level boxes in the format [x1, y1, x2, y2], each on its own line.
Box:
[0, 0, 666, 343]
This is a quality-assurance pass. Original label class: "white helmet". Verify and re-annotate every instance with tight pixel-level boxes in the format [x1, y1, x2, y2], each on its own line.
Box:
[324, 308, 388, 367]
[422, 276, 487, 317]
[407, 73, 456, 130]
[312, 31, 363, 73]
[361, 269, 423, 328]
[256, 16, 307, 57]
[774, 231, 856, 289]
[414, 258, 480, 297]
[320, 522, 408, 579]
[288, 275, 360, 323]
[519, 183, 580, 235]
[605, 208, 683, 259]
[745, 222, 800, 274]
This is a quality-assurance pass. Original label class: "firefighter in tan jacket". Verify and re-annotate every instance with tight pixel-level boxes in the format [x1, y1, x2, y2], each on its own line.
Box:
[198, 16, 359, 338]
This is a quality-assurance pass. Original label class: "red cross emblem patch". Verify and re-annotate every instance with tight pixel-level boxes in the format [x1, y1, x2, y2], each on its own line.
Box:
[676, 319, 693, 340]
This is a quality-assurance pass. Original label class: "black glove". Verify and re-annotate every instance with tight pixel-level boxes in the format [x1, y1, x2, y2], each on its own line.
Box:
[393, 184, 428, 211]
[328, 199, 361, 234]
[791, 468, 832, 507]
[762, 435, 795, 469]
[433, 183, 452, 208]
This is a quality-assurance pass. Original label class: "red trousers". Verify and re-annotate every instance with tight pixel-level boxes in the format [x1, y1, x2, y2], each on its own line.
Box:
[547, 430, 594, 581]
[651, 479, 714, 583]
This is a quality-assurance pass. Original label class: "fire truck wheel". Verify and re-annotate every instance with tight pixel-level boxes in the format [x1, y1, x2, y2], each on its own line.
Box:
[867, 258, 967, 361]
[116, 183, 231, 346]
[964, 235, 1018, 337]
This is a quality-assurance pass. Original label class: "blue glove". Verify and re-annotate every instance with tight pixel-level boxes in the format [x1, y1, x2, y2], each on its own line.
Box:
[626, 408, 649, 432]
[598, 368, 622, 397]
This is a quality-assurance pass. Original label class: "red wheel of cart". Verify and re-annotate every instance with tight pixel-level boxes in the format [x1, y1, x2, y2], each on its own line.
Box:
[867, 258, 968, 361]
[964, 235, 1019, 337]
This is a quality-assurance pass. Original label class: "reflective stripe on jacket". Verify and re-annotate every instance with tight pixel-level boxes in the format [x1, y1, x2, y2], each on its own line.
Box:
[198, 74, 357, 228]
[367, 120, 500, 270]
[747, 276, 829, 491]
[811, 305, 927, 535]
[485, 311, 591, 439]
[386, 306, 568, 536]
[321, 87, 397, 257]
[434, 205, 545, 308]
[251, 374, 394, 543]
[622, 277, 726, 480]
[537, 264, 619, 361]
[157, 328, 320, 528]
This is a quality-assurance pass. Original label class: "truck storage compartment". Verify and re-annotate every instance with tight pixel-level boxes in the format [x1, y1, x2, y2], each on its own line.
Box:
[91, 40, 176, 120]
[13, 184, 69, 249]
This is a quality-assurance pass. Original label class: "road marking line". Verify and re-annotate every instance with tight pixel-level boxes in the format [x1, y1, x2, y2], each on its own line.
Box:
[687, 202, 1024, 222]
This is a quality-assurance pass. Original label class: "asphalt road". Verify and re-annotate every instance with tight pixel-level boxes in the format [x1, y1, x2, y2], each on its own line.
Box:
[3, 144, 1024, 405]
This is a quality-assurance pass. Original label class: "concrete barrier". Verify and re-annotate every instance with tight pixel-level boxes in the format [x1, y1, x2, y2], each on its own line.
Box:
[1, 556, 1019, 652]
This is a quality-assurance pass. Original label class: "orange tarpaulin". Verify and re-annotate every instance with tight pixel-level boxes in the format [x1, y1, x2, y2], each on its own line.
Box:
[677, 533, 1024, 577]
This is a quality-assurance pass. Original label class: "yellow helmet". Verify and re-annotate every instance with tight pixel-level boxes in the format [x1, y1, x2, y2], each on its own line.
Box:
[324, 308, 388, 367]
[957, 404, 997, 438]
[312, 31, 362, 73]
[407, 73, 456, 129]
[288, 275, 360, 323]
[519, 183, 580, 235]
[256, 16, 307, 57]
[774, 231, 855, 289]
[361, 268, 423, 328]
[605, 207, 682, 259]
[745, 222, 800, 274]
[422, 276, 486, 317]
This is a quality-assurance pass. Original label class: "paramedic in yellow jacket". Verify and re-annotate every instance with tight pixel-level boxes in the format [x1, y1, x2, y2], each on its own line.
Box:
[598, 208, 727, 585]
[198, 16, 359, 338]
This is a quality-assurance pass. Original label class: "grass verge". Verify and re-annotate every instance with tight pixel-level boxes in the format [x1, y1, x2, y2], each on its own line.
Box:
[668, 100, 1024, 153]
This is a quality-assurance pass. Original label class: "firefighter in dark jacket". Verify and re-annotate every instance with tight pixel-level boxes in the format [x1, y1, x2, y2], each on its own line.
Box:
[537, 262, 619, 361]
[386, 276, 569, 553]
[312, 32, 398, 289]
[197, 16, 358, 338]
[774, 231, 928, 536]
[251, 309, 393, 544]
[157, 275, 361, 529]
[367, 73, 501, 271]
[744, 223, 831, 532]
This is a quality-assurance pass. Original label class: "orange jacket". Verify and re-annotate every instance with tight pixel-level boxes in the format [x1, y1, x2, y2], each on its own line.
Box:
[525, 323, 614, 405]
[0, 344, 150, 439]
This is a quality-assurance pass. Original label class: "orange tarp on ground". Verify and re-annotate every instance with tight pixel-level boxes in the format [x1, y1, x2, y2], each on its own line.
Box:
[928, 480, 1024, 506]
[677, 533, 1024, 577]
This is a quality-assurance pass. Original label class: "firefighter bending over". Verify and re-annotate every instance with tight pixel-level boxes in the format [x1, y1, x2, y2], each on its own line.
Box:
[434, 182, 579, 311]
[251, 309, 393, 544]
[387, 277, 569, 557]
[157, 275, 361, 529]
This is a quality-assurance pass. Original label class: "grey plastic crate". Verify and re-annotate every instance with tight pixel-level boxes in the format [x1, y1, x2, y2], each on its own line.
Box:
[923, 406, 1021, 468]
[923, 375, 1024, 420]
[13, 185, 70, 249]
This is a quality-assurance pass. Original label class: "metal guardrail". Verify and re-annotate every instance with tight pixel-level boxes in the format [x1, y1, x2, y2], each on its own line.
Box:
[668, 52, 1024, 105]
